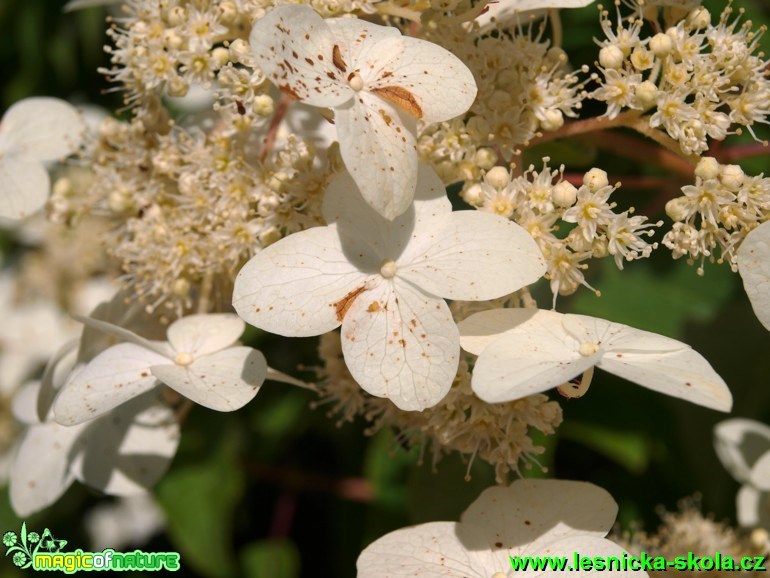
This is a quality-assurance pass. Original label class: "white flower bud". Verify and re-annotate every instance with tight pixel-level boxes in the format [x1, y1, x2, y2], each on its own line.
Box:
[583, 168, 609, 192]
[719, 164, 745, 190]
[172, 278, 190, 297]
[567, 229, 592, 252]
[552, 180, 578, 207]
[485, 166, 511, 190]
[229, 39, 251, 63]
[259, 227, 282, 247]
[108, 191, 131, 213]
[634, 81, 658, 109]
[599, 45, 625, 69]
[167, 6, 186, 26]
[694, 157, 720, 180]
[218, 1, 238, 24]
[649, 33, 674, 57]
[592, 237, 609, 258]
[53, 177, 73, 198]
[462, 183, 484, 206]
[473, 147, 497, 171]
[253, 94, 274, 117]
[163, 29, 183, 50]
[540, 109, 564, 131]
[686, 7, 710, 29]
[212, 47, 230, 68]
[665, 197, 690, 221]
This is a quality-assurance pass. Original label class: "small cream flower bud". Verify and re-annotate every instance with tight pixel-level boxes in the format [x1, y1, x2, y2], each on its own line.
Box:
[552, 181, 578, 207]
[599, 45, 625, 69]
[687, 7, 711, 29]
[163, 29, 183, 50]
[485, 166, 511, 190]
[630, 47, 653, 71]
[229, 39, 251, 63]
[695, 157, 720, 180]
[166, 77, 189, 97]
[212, 47, 230, 68]
[462, 183, 484, 206]
[108, 191, 131, 213]
[592, 237, 609, 258]
[253, 94, 274, 117]
[172, 278, 190, 297]
[665, 197, 690, 221]
[53, 177, 73, 198]
[720, 164, 745, 190]
[649, 33, 674, 57]
[583, 168, 609, 192]
[540, 109, 564, 131]
[473, 147, 497, 171]
[218, 1, 238, 24]
[635, 81, 658, 108]
[167, 6, 186, 26]
[259, 227, 282, 247]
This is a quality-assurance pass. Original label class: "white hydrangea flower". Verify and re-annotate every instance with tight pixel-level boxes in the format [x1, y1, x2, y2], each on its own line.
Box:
[53, 313, 267, 425]
[357, 478, 647, 577]
[714, 419, 770, 529]
[233, 166, 545, 411]
[737, 220, 770, 331]
[459, 308, 731, 411]
[0, 97, 85, 220]
[85, 495, 164, 551]
[10, 375, 179, 517]
[249, 5, 477, 220]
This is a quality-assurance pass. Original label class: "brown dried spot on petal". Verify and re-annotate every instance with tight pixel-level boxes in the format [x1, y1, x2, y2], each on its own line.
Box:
[334, 286, 367, 321]
[371, 86, 423, 119]
[332, 44, 347, 73]
[280, 85, 301, 100]
[367, 301, 381, 313]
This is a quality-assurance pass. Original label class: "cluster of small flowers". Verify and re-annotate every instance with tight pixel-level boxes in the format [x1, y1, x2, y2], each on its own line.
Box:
[314, 329, 563, 484]
[616, 498, 770, 577]
[463, 161, 661, 298]
[102, 0, 381, 114]
[50, 113, 330, 316]
[419, 10, 585, 168]
[592, 1, 770, 156]
[663, 157, 770, 273]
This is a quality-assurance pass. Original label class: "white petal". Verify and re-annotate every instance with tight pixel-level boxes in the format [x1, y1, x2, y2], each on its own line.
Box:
[714, 418, 770, 484]
[357, 521, 502, 577]
[750, 451, 770, 491]
[151, 346, 266, 411]
[326, 14, 401, 69]
[248, 5, 352, 108]
[75, 314, 172, 357]
[364, 35, 477, 124]
[563, 314, 687, 354]
[340, 279, 459, 411]
[458, 307, 541, 355]
[0, 97, 85, 162]
[466, 309, 599, 403]
[737, 220, 770, 331]
[461, 480, 618, 553]
[53, 343, 167, 425]
[335, 91, 417, 220]
[476, 0, 596, 31]
[10, 421, 87, 516]
[520, 536, 648, 577]
[12, 382, 41, 425]
[398, 210, 545, 300]
[71, 389, 180, 495]
[0, 157, 49, 220]
[166, 313, 245, 357]
[598, 345, 732, 412]
[233, 225, 372, 337]
[736, 484, 770, 528]
[322, 164, 451, 261]
[37, 338, 79, 422]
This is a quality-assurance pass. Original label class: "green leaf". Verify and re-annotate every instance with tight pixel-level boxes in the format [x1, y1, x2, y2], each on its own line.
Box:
[241, 539, 300, 578]
[363, 430, 417, 507]
[157, 427, 245, 578]
[560, 421, 652, 474]
[571, 261, 736, 337]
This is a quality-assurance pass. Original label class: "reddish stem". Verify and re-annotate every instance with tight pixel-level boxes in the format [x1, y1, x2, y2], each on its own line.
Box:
[259, 94, 292, 162]
[720, 142, 770, 163]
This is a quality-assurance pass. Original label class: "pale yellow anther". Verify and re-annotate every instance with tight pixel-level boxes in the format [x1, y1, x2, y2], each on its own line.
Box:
[380, 259, 397, 279]
[174, 352, 194, 366]
[579, 342, 599, 357]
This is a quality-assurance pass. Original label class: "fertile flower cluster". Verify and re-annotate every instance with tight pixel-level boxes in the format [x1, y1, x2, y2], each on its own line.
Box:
[592, 2, 770, 156]
[665, 157, 770, 273]
[464, 162, 662, 297]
